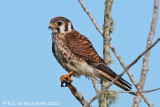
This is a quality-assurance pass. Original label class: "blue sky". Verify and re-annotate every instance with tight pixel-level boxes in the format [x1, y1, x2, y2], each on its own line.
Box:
[0, 0, 160, 107]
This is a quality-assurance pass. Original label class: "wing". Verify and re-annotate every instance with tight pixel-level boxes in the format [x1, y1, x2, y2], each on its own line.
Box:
[65, 30, 104, 66]
[65, 30, 133, 92]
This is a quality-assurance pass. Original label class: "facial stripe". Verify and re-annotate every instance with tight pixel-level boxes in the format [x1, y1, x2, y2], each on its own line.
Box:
[65, 23, 68, 31]
[57, 28, 60, 33]
[71, 24, 73, 29]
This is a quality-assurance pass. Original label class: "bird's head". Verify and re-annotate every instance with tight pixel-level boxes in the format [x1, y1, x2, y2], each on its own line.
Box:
[49, 16, 74, 34]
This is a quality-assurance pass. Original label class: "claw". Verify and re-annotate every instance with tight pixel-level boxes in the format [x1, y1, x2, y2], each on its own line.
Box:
[60, 75, 73, 82]
[60, 71, 74, 87]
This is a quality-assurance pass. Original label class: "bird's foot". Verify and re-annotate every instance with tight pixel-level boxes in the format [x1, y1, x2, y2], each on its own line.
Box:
[60, 71, 73, 87]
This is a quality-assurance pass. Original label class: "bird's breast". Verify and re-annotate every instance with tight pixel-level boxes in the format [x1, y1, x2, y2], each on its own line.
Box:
[52, 33, 98, 78]
[52, 34, 78, 71]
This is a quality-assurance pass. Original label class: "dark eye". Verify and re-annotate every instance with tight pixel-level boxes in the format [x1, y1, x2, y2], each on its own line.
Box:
[57, 22, 62, 25]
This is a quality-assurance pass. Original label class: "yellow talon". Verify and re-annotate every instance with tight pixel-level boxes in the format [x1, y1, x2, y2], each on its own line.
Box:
[60, 71, 74, 82]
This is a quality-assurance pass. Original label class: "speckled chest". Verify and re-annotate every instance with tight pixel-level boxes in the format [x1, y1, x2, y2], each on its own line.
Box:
[52, 33, 98, 78]
[52, 33, 81, 73]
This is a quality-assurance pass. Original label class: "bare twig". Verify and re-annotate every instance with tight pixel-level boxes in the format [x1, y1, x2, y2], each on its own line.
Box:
[84, 38, 160, 107]
[109, 88, 160, 93]
[78, 0, 103, 35]
[91, 78, 99, 94]
[63, 81, 91, 107]
[133, 0, 159, 106]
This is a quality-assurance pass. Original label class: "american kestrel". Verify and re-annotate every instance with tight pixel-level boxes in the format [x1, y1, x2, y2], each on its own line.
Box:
[49, 16, 135, 95]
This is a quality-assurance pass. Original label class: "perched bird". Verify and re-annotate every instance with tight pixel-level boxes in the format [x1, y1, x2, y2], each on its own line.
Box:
[49, 16, 135, 95]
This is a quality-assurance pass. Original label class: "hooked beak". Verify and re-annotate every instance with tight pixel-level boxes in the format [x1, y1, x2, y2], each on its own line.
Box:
[48, 23, 58, 29]
[48, 25, 53, 29]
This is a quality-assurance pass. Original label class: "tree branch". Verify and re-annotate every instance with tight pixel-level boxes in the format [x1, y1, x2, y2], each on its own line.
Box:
[84, 38, 160, 107]
[63, 80, 91, 107]
[100, 0, 117, 107]
[78, 0, 103, 35]
[91, 78, 99, 94]
[133, 0, 159, 106]
[108, 88, 160, 94]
